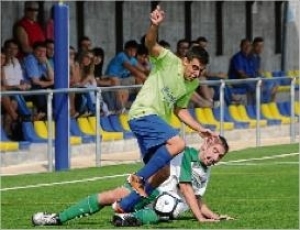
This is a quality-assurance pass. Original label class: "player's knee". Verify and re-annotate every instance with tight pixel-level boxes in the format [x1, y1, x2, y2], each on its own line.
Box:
[167, 136, 186, 154]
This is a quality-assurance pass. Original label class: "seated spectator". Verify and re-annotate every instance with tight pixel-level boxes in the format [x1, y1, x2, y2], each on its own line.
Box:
[158, 40, 171, 49]
[1, 49, 20, 139]
[105, 40, 146, 113]
[14, 1, 45, 57]
[135, 44, 151, 83]
[228, 38, 256, 104]
[196, 36, 241, 106]
[250, 37, 278, 103]
[23, 41, 54, 118]
[76, 36, 92, 61]
[92, 47, 115, 116]
[45, 39, 55, 68]
[175, 38, 190, 60]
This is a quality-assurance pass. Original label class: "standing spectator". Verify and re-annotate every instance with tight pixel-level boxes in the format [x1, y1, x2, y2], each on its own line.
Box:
[45, 6, 54, 40]
[105, 40, 146, 113]
[14, 1, 45, 57]
[250, 37, 278, 103]
[23, 41, 54, 118]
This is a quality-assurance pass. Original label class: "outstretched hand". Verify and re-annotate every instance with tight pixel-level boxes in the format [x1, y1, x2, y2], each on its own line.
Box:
[150, 5, 165, 26]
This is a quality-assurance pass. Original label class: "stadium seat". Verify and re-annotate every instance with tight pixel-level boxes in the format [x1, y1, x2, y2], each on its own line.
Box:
[268, 102, 294, 123]
[88, 116, 123, 141]
[236, 105, 267, 127]
[70, 118, 94, 143]
[261, 103, 290, 124]
[22, 122, 47, 143]
[170, 112, 198, 133]
[246, 105, 281, 126]
[0, 123, 30, 149]
[107, 115, 134, 139]
[213, 107, 249, 129]
[119, 114, 131, 131]
[0, 126, 19, 151]
[202, 108, 234, 130]
[294, 101, 300, 116]
[194, 108, 219, 130]
[228, 105, 256, 128]
[35, 121, 82, 145]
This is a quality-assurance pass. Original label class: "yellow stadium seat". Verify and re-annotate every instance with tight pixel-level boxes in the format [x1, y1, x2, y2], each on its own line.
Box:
[263, 71, 272, 78]
[261, 103, 289, 125]
[169, 113, 195, 133]
[194, 108, 219, 128]
[77, 117, 95, 135]
[236, 105, 267, 127]
[268, 102, 293, 123]
[119, 114, 131, 131]
[277, 86, 291, 92]
[88, 116, 123, 141]
[26, 101, 34, 109]
[0, 141, 19, 152]
[228, 105, 256, 128]
[202, 108, 234, 130]
[36, 121, 82, 145]
[294, 101, 300, 116]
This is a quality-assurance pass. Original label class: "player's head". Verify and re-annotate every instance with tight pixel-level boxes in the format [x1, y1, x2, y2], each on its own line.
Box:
[199, 135, 229, 166]
[182, 46, 209, 81]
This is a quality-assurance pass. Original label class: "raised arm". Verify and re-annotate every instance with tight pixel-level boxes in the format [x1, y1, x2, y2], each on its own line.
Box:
[145, 5, 165, 57]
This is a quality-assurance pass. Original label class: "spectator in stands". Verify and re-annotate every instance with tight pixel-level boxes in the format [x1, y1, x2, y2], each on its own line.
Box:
[23, 41, 54, 118]
[92, 47, 114, 116]
[76, 36, 92, 61]
[158, 40, 171, 49]
[14, 1, 45, 57]
[2, 39, 31, 91]
[175, 39, 190, 60]
[45, 6, 54, 40]
[197, 36, 241, 106]
[228, 38, 256, 104]
[45, 39, 55, 68]
[105, 40, 147, 113]
[69, 46, 81, 118]
[135, 44, 151, 83]
[1, 48, 20, 138]
[250, 37, 278, 103]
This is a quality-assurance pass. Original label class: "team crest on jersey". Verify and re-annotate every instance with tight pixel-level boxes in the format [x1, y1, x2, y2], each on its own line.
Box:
[161, 86, 177, 108]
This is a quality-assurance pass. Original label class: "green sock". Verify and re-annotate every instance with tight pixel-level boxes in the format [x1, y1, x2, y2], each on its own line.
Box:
[134, 189, 160, 211]
[58, 194, 102, 223]
[133, 208, 160, 225]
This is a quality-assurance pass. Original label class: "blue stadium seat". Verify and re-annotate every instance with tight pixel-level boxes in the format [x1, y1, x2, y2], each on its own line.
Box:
[22, 122, 47, 143]
[107, 115, 134, 139]
[1, 124, 31, 149]
[213, 107, 249, 129]
[246, 105, 281, 126]
[70, 118, 94, 143]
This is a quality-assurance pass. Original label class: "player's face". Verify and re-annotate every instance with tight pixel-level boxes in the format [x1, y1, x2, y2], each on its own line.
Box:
[199, 142, 226, 166]
[183, 58, 205, 81]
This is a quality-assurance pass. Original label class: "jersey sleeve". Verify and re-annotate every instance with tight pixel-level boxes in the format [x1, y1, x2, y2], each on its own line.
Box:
[179, 147, 194, 183]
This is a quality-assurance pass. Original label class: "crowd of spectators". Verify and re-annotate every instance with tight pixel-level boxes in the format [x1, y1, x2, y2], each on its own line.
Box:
[1, 1, 282, 140]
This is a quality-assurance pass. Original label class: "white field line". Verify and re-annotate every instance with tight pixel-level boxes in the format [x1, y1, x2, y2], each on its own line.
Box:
[216, 152, 299, 165]
[1, 153, 298, 192]
[218, 161, 298, 166]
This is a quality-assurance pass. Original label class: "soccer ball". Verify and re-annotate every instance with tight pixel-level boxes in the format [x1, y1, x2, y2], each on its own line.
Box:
[32, 212, 45, 225]
[153, 192, 185, 219]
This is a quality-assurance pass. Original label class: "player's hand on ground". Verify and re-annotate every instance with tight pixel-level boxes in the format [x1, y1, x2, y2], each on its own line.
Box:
[219, 214, 236, 220]
[150, 5, 165, 26]
[198, 217, 220, 223]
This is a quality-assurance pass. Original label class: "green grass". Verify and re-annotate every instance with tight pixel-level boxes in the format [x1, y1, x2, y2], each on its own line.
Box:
[1, 143, 299, 229]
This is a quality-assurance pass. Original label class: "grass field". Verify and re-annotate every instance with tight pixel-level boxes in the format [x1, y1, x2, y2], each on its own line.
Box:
[1, 143, 299, 229]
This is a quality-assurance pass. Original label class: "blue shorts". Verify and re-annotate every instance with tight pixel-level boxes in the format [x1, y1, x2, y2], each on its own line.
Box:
[129, 114, 179, 163]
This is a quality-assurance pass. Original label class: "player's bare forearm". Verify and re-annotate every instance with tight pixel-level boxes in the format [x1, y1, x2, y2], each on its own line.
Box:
[179, 183, 205, 221]
[199, 202, 220, 220]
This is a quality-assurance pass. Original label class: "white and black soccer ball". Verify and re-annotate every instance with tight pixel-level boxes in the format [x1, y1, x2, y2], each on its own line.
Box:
[153, 192, 185, 219]
[32, 212, 45, 225]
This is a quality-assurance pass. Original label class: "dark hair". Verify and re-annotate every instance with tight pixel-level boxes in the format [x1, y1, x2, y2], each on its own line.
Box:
[196, 36, 208, 43]
[3, 39, 19, 49]
[240, 38, 251, 48]
[136, 44, 148, 56]
[219, 135, 229, 153]
[124, 40, 139, 49]
[45, 39, 54, 45]
[79, 36, 91, 44]
[253, 36, 264, 44]
[186, 46, 209, 65]
[32, 41, 46, 50]
[176, 38, 190, 49]
[158, 40, 171, 49]
[92, 47, 105, 77]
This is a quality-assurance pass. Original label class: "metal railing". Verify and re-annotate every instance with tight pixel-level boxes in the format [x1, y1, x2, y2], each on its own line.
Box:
[0, 76, 298, 171]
